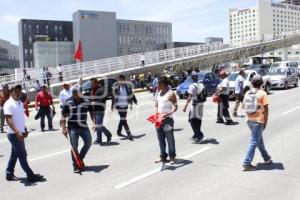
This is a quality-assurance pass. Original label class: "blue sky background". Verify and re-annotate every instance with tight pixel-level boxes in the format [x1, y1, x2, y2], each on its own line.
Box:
[0, 0, 257, 45]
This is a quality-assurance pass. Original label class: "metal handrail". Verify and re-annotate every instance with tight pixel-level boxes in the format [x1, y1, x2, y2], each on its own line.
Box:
[2, 30, 300, 90]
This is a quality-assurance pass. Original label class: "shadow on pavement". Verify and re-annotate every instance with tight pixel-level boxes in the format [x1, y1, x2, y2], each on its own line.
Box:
[121, 134, 146, 140]
[161, 159, 193, 171]
[256, 162, 285, 171]
[20, 177, 47, 187]
[226, 122, 239, 126]
[84, 165, 109, 173]
[199, 138, 219, 145]
[174, 128, 184, 132]
[100, 142, 120, 146]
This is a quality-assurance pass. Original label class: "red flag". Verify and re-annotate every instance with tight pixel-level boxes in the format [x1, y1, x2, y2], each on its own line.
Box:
[74, 40, 83, 62]
[147, 113, 165, 128]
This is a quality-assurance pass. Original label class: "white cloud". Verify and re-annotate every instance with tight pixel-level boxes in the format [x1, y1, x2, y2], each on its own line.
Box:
[0, 15, 20, 24]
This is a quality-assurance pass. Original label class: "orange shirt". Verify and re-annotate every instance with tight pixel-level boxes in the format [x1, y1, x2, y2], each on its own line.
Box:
[247, 90, 269, 124]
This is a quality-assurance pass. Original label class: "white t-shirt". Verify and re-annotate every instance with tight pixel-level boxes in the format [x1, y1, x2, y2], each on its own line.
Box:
[219, 77, 230, 95]
[156, 90, 173, 117]
[3, 97, 26, 134]
[188, 83, 204, 119]
[59, 89, 72, 106]
[235, 75, 244, 94]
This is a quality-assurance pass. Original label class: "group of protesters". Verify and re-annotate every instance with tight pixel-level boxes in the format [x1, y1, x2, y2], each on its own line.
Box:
[0, 67, 273, 182]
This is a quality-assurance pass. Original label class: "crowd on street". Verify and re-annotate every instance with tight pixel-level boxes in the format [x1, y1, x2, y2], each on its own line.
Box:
[0, 66, 276, 184]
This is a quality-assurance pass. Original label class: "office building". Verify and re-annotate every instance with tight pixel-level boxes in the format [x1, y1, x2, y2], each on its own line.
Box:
[73, 10, 172, 62]
[33, 41, 75, 69]
[230, 0, 300, 44]
[0, 39, 19, 74]
[205, 37, 224, 44]
[18, 19, 73, 68]
[282, 0, 300, 5]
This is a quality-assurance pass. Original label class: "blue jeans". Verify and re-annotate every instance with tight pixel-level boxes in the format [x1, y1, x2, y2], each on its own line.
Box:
[6, 134, 34, 177]
[95, 112, 112, 142]
[156, 118, 176, 159]
[243, 121, 271, 166]
[69, 127, 92, 168]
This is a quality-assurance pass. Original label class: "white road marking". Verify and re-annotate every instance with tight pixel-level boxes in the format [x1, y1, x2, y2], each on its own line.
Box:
[114, 147, 211, 190]
[283, 105, 300, 116]
[30, 149, 69, 161]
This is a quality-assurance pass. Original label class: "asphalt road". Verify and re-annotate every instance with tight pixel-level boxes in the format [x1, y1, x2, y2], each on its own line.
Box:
[0, 87, 300, 200]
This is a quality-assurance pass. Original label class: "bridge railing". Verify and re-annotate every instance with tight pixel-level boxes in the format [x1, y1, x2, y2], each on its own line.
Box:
[2, 30, 300, 90]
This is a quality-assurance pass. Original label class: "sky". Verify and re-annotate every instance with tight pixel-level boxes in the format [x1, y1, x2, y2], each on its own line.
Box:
[0, 0, 257, 45]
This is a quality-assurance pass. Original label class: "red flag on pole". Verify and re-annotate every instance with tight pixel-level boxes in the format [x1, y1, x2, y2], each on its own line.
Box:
[74, 40, 83, 62]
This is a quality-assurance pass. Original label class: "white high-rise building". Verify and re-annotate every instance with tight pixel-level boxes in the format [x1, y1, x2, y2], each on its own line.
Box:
[230, 0, 300, 44]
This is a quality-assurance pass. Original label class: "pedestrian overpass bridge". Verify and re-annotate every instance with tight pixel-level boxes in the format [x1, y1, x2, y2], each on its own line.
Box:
[3, 30, 300, 90]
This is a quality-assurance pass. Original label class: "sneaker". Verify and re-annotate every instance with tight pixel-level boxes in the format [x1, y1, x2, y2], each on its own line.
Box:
[128, 135, 134, 141]
[155, 157, 167, 163]
[243, 164, 256, 171]
[93, 140, 102, 145]
[197, 137, 207, 144]
[48, 128, 54, 131]
[117, 133, 125, 137]
[264, 158, 273, 164]
[107, 134, 112, 143]
[41, 128, 45, 132]
[74, 168, 82, 174]
[6, 174, 20, 181]
[170, 157, 176, 165]
[27, 174, 44, 182]
[233, 113, 238, 117]
[225, 121, 234, 125]
[216, 120, 224, 124]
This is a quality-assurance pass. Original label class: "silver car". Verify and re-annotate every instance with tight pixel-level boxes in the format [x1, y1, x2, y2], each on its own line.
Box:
[270, 67, 298, 89]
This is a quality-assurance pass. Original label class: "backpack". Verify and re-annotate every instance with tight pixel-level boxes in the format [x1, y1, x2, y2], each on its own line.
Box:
[193, 83, 207, 103]
[243, 89, 260, 114]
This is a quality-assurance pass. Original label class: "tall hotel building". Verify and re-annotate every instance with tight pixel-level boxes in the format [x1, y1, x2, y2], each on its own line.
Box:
[230, 0, 300, 44]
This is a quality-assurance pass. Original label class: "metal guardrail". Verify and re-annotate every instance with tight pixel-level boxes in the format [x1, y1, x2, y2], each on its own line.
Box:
[2, 30, 300, 90]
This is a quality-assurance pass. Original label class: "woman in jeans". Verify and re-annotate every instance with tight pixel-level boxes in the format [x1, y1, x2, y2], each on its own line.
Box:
[155, 76, 178, 164]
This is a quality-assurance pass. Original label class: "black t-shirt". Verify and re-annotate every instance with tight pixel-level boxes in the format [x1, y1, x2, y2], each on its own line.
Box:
[62, 98, 93, 128]
[91, 86, 108, 112]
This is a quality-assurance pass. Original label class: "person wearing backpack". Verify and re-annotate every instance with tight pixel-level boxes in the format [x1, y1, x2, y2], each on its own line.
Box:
[183, 72, 207, 143]
[242, 75, 272, 171]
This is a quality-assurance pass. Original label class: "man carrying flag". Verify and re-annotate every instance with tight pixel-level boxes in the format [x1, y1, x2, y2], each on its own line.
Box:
[60, 86, 95, 173]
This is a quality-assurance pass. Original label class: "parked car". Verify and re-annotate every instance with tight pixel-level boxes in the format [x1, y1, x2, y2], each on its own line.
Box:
[269, 67, 298, 89]
[270, 61, 298, 69]
[81, 78, 118, 99]
[297, 62, 300, 77]
[176, 72, 220, 99]
[228, 69, 271, 99]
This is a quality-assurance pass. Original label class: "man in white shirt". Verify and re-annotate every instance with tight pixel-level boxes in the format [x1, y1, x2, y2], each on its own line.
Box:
[183, 72, 207, 143]
[4, 85, 44, 183]
[233, 69, 246, 116]
[141, 53, 145, 68]
[215, 71, 233, 125]
[59, 83, 72, 109]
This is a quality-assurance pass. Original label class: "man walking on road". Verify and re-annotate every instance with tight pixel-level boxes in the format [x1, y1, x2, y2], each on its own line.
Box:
[0, 84, 10, 133]
[61, 87, 95, 173]
[4, 85, 44, 182]
[233, 69, 245, 117]
[112, 75, 137, 141]
[35, 85, 55, 131]
[155, 76, 178, 164]
[242, 75, 272, 171]
[183, 72, 207, 143]
[215, 71, 234, 125]
[92, 80, 112, 145]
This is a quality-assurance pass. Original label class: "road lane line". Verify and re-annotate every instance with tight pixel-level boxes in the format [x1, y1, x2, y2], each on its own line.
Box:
[283, 105, 300, 116]
[30, 149, 69, 161]
[114, 147, 211, 190]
